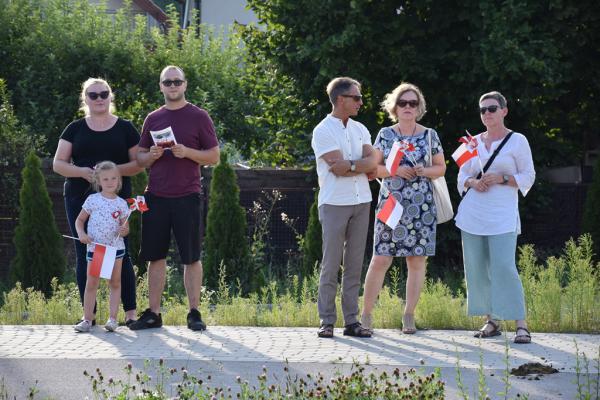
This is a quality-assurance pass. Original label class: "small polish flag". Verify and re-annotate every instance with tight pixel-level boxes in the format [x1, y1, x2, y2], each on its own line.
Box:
[386, 141, 415, 175]
[452, 143, 478, 167]
[89, 244, 117, 279]
[127, 196, 149, 212]
[377, 195, 404, 229]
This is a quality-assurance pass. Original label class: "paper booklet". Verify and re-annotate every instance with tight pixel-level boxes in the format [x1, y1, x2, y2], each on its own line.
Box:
[149, 126, 177, 149]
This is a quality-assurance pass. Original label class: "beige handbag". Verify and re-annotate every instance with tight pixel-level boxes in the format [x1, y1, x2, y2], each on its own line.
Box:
[427, 130, 454, 224]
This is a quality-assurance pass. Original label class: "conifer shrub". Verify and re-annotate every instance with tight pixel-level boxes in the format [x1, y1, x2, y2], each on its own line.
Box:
[10, 151, 65, 294]
[301, 190, 322, 277]
[203, 152, 252, 293]
[583, 154, 600, 257]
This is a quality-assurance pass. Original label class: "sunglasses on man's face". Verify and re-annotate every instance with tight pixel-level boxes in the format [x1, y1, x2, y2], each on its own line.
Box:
[162, 79, 185, 87]
[397, 100, 419, 108]
[87, 91, 110, 100]
[340, 94, 363, 102]
[479, 105, 500, 114]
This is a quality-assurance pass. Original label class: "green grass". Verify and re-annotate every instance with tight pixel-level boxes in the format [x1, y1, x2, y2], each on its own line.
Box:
[1, 236, 599, 332]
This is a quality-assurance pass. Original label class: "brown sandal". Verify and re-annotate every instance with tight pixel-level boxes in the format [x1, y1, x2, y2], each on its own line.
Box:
[402, 314, 417, 334]
[317, 324, 334, 338]
[474, 319, 501, 338]
[514, 327, 532, 344]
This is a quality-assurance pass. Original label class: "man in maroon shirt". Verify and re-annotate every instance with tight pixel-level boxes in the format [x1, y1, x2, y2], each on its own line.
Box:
[131, 65, 220, 331]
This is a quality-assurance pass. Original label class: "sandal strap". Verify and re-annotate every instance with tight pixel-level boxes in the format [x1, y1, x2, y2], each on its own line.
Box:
[516, 327, 531, 336]
[485, 319, 500, 330]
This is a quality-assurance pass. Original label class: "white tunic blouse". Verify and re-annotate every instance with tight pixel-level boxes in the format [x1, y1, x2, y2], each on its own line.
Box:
[311, 114, 373, 207]
[455, 131, 535, 235]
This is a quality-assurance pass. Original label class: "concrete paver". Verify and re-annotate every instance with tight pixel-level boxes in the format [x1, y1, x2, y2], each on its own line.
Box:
[0, 325, 598, 399]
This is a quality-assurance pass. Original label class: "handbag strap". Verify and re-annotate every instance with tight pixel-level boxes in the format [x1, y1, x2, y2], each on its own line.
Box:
[426, 129, 433, 167]
[461, 131, 514, 197]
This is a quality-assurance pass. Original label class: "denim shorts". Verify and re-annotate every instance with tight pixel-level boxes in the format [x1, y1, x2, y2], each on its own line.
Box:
[86, 249, 125, 262]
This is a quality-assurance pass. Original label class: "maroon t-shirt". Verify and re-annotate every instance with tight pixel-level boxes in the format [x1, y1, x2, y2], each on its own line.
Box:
[139, 103, 219, 197]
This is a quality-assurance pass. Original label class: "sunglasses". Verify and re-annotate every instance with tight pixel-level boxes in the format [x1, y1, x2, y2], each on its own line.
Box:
[87, 91, 110, 100]
[397, 100, 419, 108]
[162, 79, 185, 87]
[340, 94, 363, 102]
[479, 105, 500, 114]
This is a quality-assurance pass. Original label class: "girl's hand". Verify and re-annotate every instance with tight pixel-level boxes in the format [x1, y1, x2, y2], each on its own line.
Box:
[480, 173, 502, 186]
[118, 221, 129, 237]
[395, 165, 416, 180]
[78, 232, 92, 244]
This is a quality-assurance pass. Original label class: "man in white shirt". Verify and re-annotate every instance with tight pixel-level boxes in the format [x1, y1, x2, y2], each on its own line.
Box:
[311, 77, 377, 338]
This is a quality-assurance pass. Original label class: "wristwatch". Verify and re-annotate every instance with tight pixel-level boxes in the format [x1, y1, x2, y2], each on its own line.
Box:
[502, 175, 509, 184]
[350, 160, 356, 172]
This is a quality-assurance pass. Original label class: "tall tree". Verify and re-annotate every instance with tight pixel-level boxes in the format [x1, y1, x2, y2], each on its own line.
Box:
[11, 151, 66, 294]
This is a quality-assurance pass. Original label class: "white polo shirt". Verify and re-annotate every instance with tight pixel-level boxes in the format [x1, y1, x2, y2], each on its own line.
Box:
[311, 114, 373, 207]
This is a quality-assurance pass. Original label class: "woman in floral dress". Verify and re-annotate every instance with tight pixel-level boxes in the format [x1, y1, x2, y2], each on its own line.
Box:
[361, 82, 447, 334]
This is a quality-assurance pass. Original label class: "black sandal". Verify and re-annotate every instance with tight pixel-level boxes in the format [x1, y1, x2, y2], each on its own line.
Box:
[514, 327, 532, 344]
[473, 319, 501, 338]
[343, 322, 372, 338]
[317, 324, 334, 338]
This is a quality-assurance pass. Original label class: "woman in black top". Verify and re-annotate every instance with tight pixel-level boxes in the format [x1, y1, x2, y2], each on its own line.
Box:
[53, 78, 143, 325]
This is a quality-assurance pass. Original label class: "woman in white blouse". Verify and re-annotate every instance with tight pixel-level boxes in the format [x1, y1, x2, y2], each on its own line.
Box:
[455, 91, 535, 344]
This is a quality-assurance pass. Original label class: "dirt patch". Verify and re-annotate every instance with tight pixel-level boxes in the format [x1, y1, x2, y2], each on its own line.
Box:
[510, 362, 559, 376]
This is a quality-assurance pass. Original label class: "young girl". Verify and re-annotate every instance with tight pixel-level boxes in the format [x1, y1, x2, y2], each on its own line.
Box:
[74, 161, 130, 332]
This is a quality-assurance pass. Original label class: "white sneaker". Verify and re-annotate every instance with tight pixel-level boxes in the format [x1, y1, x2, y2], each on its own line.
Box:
[105, 318, 118, 332]
[74, 319, 92, 332]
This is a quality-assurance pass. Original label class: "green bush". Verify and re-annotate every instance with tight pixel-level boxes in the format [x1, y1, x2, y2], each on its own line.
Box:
[10, 151, 65, 295]
[203, 152, 253, 293]
[301, 190, 322, 277]
[583, 154, 600, 257]
[0, 79, 45, 206]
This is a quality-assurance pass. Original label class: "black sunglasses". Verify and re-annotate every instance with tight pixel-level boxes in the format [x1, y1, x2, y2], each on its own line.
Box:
[162, 79, 185, 87]
[340, 94, 363, 102]
[480, 105, 500, 114]
[87, 91, 110, 100]
[397, 100, 419, 108]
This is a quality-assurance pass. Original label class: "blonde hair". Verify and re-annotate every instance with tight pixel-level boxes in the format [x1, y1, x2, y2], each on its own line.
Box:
[92, 161, 122, 193]
[381, 82, 427, 122]
[79, 78, 115, 116]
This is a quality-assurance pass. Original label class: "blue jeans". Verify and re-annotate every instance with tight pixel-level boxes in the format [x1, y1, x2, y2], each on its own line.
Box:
[64, 192, 137, 313]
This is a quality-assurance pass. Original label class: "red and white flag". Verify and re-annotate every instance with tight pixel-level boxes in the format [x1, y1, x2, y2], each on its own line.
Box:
[452, 141, 478, 168]
[89, 244, 117, 279]
[127, 196, 149, 213]
[377, 195, 404, 229]
[386, 141, 416, 175]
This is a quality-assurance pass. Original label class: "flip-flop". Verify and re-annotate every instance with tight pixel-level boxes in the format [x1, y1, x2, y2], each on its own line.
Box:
[474, 319, 501, 338]
[402, 314, 417, 334]
[514, 327, 532, 344]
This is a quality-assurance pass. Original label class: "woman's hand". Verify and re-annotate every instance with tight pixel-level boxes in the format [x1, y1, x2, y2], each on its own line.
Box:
[413, 164, 426, 177]
[395, 165, 416, 180]
[480, 173, 503, 186]
[79, 167, 94, 183]
[470, 178, 489, 192]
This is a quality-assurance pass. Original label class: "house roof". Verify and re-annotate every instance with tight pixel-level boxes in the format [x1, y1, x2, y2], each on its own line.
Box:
[133, 0, 169, 24]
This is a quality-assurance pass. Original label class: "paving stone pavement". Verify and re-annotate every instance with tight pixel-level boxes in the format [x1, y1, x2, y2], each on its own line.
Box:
[0, 325, 598, 399]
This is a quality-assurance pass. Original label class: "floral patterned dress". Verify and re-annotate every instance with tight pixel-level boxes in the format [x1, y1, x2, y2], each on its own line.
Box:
[373, 126, 443, 257]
